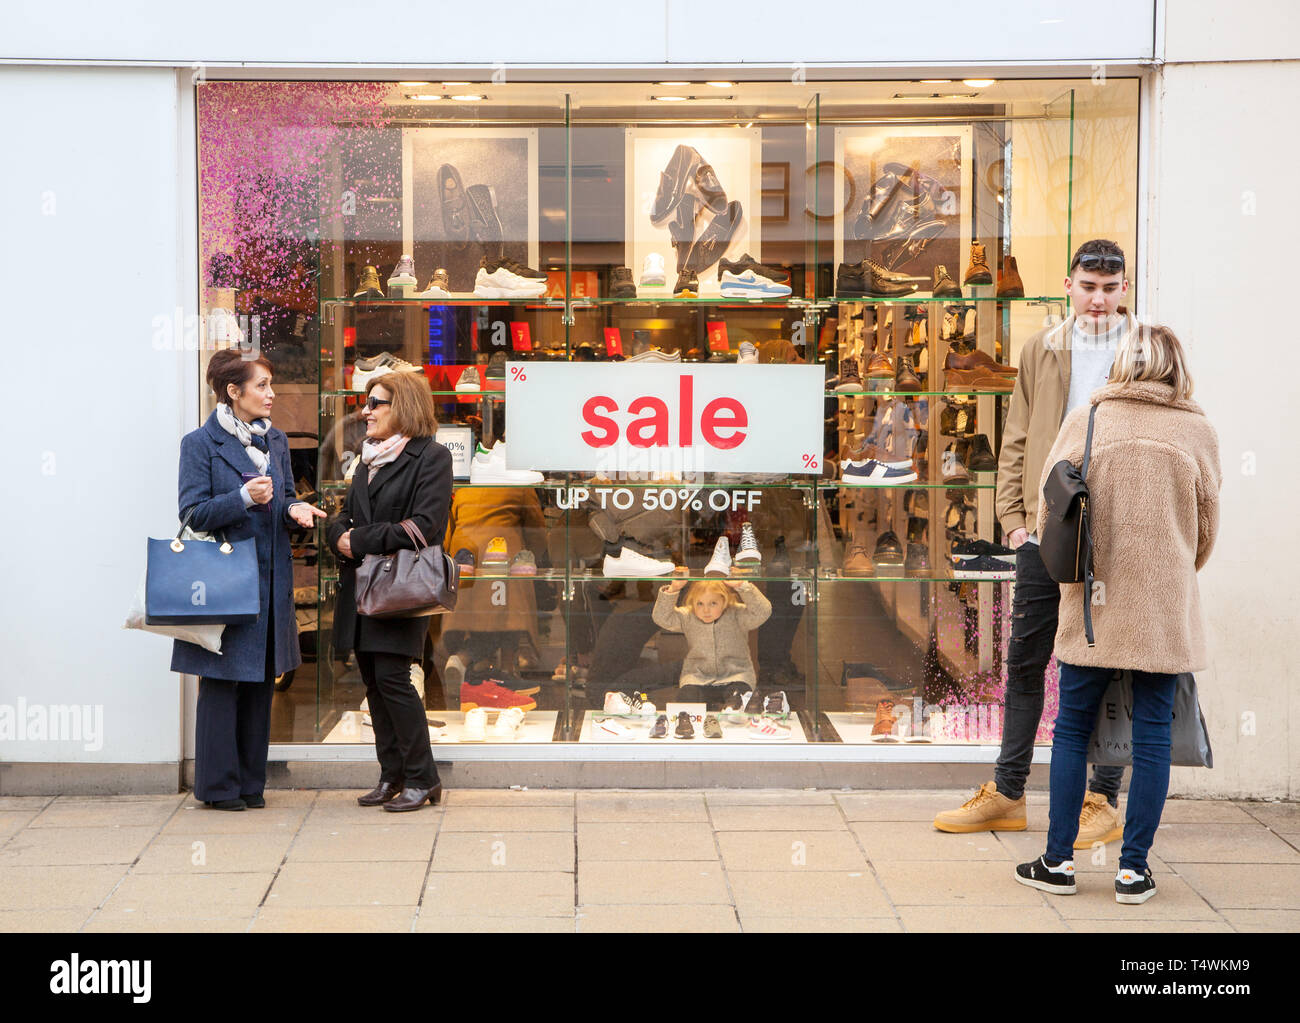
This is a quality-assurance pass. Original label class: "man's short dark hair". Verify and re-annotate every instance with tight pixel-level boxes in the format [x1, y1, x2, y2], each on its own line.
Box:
[1069, 239, 1126, 276]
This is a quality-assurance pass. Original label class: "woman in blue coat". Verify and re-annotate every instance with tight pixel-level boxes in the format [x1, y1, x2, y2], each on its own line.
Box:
[172, 349, 325, 810]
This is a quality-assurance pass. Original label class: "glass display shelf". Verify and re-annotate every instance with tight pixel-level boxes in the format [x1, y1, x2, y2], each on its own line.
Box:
[830, 295, 1066, 305]
[817, 481, 997, 490]
[571, 296, 814, 308]
[322, 389, 507, 399]
[319, 479, 822, 492]
[571, 572, 814, 583]
[817, 570, 1014, 583]
[321, 296, 567, 308]
[826, 389, 1013, 398]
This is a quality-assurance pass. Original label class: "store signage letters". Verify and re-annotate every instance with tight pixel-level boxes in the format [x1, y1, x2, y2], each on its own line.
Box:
[504, 362, 824, 474]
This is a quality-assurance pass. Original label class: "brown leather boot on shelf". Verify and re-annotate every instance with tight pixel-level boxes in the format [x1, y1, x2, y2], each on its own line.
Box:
[944, 349, 1017, 376]
[841, 543, 875, 577]
[896, 356, 923, 392]
[864, 352, 895, 379]
[963, 241, 993, 285]
[997, 255, 1025, 298]
[944, 368, 1015, 393]
[872, 699, 897, 735]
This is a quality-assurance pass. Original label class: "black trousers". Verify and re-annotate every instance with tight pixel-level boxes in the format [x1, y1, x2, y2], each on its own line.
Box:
[994, 541, 1125, 803]
[358, 650, 437, 789]
[194, 616, 276, 802]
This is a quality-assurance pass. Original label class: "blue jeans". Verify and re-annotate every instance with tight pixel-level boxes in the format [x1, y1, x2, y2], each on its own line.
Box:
[1046, 662, 1177, 872]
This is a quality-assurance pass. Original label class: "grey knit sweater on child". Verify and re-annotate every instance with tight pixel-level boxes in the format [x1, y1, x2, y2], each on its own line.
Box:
[652, 582, 773, 689]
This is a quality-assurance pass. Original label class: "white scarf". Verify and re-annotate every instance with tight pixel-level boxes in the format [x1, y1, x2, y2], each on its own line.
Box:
[361, 433, 409, 482]
[216, 403, 271, 474]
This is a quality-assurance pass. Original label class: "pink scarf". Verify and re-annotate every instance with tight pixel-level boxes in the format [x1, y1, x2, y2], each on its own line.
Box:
[361, 433, 409, 482]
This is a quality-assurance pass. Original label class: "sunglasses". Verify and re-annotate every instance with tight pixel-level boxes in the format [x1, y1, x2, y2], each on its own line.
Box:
[364, 396, 392, 411]
[1076, 253, 1125, 274]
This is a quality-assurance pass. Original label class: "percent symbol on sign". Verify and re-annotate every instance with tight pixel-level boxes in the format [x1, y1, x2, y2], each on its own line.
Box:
[678, 488, 703, 510]
[801, 453, 819, 470]
[509, 365, 527, 381]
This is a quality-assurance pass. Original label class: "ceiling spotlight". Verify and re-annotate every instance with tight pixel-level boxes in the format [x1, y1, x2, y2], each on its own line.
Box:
[409, 94, 444, 101]
[398, 81, 431, 86]
[962, 79, 997, 88]
[653, 95, 688, 102]
[919, 79, 952, 84]
[658, 80, 689, 86]
[451, 94, 485, 102]
[706, 81, 733, 87]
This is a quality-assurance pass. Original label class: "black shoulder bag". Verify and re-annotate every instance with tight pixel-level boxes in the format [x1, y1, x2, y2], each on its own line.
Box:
[1039, 403, 1098, 647]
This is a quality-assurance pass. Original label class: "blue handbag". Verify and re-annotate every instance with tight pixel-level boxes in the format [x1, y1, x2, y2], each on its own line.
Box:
[145, 511, 260, 625]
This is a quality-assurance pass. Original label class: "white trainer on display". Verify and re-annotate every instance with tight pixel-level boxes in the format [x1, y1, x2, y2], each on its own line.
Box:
[387, 255, 417, 289]
[705, 536, 732, 577]
[737, 341, 758, 364]
[640, 252, 667, 287]
[591, 716, 636, 741]
[626, 348, 682, 363]
[469, 440, 545, 485]
[489, 706, 526, 740]
[455, 366, 482, 392]
[601, 546, 676, 578]
[352, 353, 418, 392]
[462, 707, 487, 742]
[474, 264, 548, 299]
[719, 268, 793, 298]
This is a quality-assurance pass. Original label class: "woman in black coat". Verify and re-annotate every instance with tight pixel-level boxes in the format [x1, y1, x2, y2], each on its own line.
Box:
[327, 370, 453, 811]
[175, 350, 326, 810]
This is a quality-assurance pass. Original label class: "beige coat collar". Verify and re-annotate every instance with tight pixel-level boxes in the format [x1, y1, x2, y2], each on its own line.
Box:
[1090, 380, 1205, 416]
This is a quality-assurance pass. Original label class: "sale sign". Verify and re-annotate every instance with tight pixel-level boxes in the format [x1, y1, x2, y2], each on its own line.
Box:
[504, 363, 825, 474]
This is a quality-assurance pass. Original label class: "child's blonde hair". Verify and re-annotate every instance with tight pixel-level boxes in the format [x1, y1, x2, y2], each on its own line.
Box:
[682, 579, 742, 613]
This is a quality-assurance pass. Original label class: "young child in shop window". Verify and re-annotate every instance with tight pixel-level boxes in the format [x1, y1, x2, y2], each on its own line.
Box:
[649, 577, 772, 707]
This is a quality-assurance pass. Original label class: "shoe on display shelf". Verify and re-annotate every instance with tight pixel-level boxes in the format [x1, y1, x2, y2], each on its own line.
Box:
[997, 255, 1026, 298]
[965, 433, 999, 472]
[387, 255, 417, 289]
[770, 535, 791, 577]
[872, 699, 897, 736]
[640, 252, 667, 287]
[720, 252, 790, 283]
[489, 706, 526, 741]
[610, 265, 637, 298]
[486, 351, 507, 381]
[455, 366, 483, 392]
[732, 522, 761, 574]
[762, 691, 789, 718]
[963, 241, 993, 285]
[453, 548, 476, 578]
[674, 711, 695, 739]
[352, 352, 417, 392]
[896, 356, 923, 392]
[945, 349, 1017, 376]
[603, 692, 656, 717]
[497, 256, 547, 282]
[482, 536, 509, 566]
[944, 368, 1015, 393]
[905, 542, 930, 578]
[673, 269, 699, 298]
[746, 716, 792, 741]
[942, 445, 970, 484]
[1115, 868, 1157, 905]
[460, 678, 537, 712]
[443, 653, 467, 687]
[591, 716, 636, 741]
[931, 264, 961, 299]
[841, 459, 918, 486]
[462, 706, 488, 742]
[737, 340, 759, 363]
[650, 714, 669, 739]
[864, 353, 896, 387]
[469, 441, 545, 485]
[416, 268, 451, 298]
[509, 550, 538, 576]
[950, 555, 1016, 581]
[602, 545, 676, 578]
[1075, 790, 1124, 849]
[626, 347, 682, 364]
[833, 357, 862, 393]
[474, 257, 548, 299]
[846, 441, 911, 471]
[704, 536, 732, 578]
[873, 530, 904, 566]
[1015, 856, 1077, 896]
[353, 265, 385, 300]
[949, 537, 1016, 563]
[719, 268, 792, 298]
[703, 714, 723, 739]
[842, 543, 875, 577]
[933, 781, 1028, 834]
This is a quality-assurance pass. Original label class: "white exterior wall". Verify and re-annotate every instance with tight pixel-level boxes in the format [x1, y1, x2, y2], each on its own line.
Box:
[1, 0, 1297, 797]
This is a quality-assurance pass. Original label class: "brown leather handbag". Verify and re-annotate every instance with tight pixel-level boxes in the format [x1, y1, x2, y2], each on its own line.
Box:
[354, 519, 459, 618]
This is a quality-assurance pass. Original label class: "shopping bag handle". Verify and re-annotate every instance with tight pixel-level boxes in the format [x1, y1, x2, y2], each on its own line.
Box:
[172, 507, 232, 554]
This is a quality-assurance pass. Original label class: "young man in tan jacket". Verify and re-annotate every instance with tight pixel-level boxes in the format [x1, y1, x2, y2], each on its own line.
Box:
[934, 240, 1132, 843]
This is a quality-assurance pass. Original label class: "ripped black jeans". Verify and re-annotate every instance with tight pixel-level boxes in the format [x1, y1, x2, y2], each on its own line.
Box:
[994, 540, 1124, 804]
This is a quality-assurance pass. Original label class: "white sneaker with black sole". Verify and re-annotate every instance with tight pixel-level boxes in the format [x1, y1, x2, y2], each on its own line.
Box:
[474, 262, 547, 299]
[705, 536, 732, 577]
[1115, 868, 1157, 904]
[1014, 855, 1077, 895]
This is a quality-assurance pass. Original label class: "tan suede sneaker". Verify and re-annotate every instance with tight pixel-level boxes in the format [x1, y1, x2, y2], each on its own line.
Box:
[933, 781, 1027, 833]
[1074, 790, 1123, 848]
